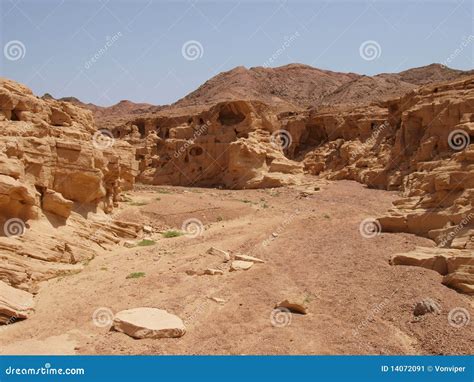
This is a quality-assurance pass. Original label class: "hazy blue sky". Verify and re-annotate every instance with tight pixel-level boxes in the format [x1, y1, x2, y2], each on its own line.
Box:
[1, 0, 473, 106]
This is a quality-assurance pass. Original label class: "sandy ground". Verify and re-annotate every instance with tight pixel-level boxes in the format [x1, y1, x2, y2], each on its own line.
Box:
[1, 179, 472, 355]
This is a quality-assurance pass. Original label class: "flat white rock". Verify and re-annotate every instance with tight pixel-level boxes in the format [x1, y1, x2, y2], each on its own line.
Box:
[234, 254, 265, 263]
[207, 247, 230, 262]
[230, 260, 253, 271]
[113, 308, 186, 339]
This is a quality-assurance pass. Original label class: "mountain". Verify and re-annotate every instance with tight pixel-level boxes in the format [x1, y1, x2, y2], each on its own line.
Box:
[50, 63, 471, 121]
[172, 64, 360, 111]
[172, 63, 470, 111]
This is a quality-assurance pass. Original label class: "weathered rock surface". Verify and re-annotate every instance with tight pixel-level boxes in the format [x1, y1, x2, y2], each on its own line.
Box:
[0, 78, 140, 321]
[300, 75, 474, 293]
[234, 254, 265, 263]
[230, 260, 253, 271]
[275, 299, 309, 315]
[113, 308, 186, 339]
[0, 281, 35, 324]
[413, 298, 441, 316]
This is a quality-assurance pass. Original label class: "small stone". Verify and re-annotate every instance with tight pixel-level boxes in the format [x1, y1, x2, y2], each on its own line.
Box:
[230, 260, 253, 271]
[113, 308, 186, 339]
[275, 299, 308, 314]
[203, 268, 224, 275]
[143, 225, 153, 233]
[209, 297, 226, 304]
[413, 298, 441, 316]
[207, 247, 230, 262]
[272, 232, 278, 238]
[123, 240, 135, 248]
[234, 254, 265, 263]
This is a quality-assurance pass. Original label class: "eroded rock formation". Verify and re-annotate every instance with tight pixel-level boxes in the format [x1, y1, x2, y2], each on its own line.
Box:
[111, 100, 303, 189]
[0, 78, 140, 322]
[301, 76, 474, 293]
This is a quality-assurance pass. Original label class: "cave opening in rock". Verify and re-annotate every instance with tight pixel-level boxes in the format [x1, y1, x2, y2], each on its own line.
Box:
[218, 104, 246, 126]
[10, 109, 20, 121]
[136, 121, 146, 137]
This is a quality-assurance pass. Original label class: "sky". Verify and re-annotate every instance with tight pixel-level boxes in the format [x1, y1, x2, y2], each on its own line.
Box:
[1, 0, 473, 106]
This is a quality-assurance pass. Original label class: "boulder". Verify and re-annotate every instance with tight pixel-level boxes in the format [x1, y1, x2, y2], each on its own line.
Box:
[275, 299, 308, 315]
[0, 281, 35, 324]
[42, 189, 74, 218]
[413, 298, 441, 316]
[113, 308, 186, 339]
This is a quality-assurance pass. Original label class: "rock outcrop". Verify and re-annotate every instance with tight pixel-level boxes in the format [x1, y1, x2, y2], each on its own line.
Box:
[0, 280, 35, 324]
[0, 78, 140, 323]
[300, 75, 474, 293]
[111, 100, 303, 189]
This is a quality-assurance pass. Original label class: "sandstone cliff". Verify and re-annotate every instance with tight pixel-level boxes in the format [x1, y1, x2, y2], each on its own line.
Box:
[0, 78, 140, 321]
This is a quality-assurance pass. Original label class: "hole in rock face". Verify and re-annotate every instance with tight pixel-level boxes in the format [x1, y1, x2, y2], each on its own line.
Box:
[189, 146, 204, 156]
[135, 121, 146, 137]
[218, 104, 246, 126]
[187, 118, 193, 125]
[199, 118, 204, 125]
[156, 127, 169, 139]
[11, 109, 20, 121]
